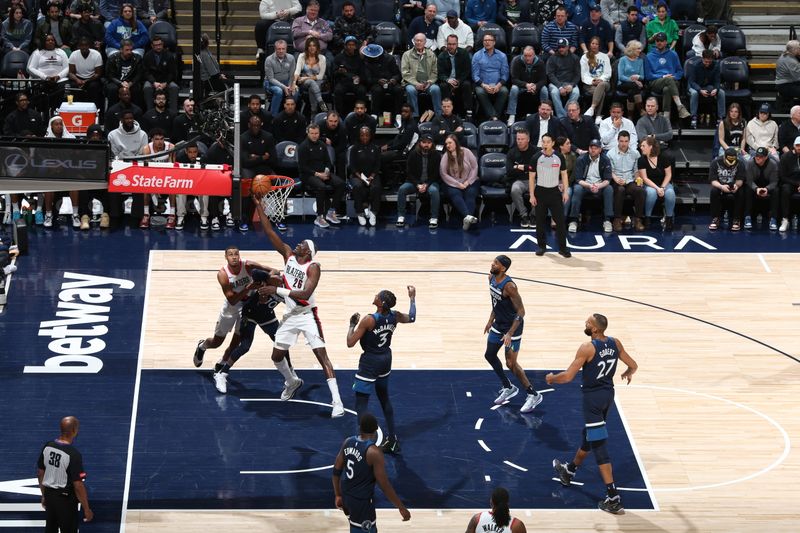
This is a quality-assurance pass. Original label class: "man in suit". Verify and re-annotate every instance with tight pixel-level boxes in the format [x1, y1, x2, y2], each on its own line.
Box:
[524, 101, 561, 151]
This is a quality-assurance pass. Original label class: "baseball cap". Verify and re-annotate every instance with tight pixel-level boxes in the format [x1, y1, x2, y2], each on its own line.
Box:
[419, 133, 434, 142]
[724, 147, 738, 158]
[589, 4, 601, 11]
[589, 139, 602, 148]
[446, 9, 458, 18]
[794, 135, 800, 146]
[759, 103, 771, 114]
[755, 147, 769, 157]
[344, 35, 357, 44]
[654, 32, 667, 41]
[557, 37, 569, 48]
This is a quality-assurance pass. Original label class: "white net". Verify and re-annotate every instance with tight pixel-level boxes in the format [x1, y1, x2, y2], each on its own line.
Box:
[259, 176, 295, 222]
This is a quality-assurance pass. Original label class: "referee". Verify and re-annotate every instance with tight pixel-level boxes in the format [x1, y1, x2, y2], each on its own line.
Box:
[37, 416, 93, 533]
[529, 133, 571, 258]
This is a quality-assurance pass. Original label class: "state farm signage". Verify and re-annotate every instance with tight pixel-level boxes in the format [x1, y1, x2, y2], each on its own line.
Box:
[109, 161, 232, 195]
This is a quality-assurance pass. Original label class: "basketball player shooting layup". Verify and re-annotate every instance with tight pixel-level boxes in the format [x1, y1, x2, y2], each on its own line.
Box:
[193, 245, 276, 369]
[254, 200, 344, 418]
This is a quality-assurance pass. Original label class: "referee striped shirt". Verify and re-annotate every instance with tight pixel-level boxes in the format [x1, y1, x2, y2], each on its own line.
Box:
[38, 440, 85, 494]
[532, 150, 567, 188]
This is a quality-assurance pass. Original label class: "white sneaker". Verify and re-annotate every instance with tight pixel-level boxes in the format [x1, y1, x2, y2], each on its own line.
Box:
[595, 116, 603, 126]
[325, 210, 341, 224]
[462, 215, 471, 230]
[357, 213, 367, 226]
[366, 209, 376, 226]
[584, 107, 594, 117]
[520, 392, 543, 413]
[493, 384, 519, 405]
[331, 400, 345, 418]
[568, 221, 578, 232]
[314, 215, 331, 228]
[214, 372, 228, 394]
[44, 213, 53, 228]
[428, 217, 438, 229]
[507, 114, 516, 126]
[396, 216, 405, 227]
[281, 377, 303, 400]
[779, 218, 789, 232]
[603, 220, 612, 233]
[71, 214, 81, 228]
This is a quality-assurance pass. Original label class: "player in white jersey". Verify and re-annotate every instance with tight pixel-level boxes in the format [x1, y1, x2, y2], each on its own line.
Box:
[465, 487, 527, 533]
[193, 245, 274, 367]
[255, 201, 344, 418]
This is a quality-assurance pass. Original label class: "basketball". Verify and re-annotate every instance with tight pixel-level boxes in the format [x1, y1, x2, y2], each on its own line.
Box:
[251, 175, 272, 199]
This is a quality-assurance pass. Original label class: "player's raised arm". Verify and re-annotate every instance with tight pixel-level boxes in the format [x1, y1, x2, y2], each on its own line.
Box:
[546, 342, 594, 385]
[347, 313, 375, 347]
[254, 199, 292, 260]
[614, 338, 638, 384]
[395, 285, 416, 324]
[367, 446, 410, 521]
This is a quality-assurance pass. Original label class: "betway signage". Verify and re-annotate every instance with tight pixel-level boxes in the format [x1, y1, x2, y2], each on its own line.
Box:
[109, 160, 232, 195]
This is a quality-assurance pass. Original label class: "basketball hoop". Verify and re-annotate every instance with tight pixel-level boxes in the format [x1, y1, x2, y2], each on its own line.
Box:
[260, 176, 295, 222]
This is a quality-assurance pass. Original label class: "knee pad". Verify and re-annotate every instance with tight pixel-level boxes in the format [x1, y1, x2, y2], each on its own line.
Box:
[591, 439, 610, 465]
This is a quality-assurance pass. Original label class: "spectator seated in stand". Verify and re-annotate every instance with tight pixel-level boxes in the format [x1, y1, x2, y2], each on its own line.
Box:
[348, 126, 382, 226]
[136, 0, 171, 27]
[291, 0, 332, 54]
[1, 6, 33, 53]
[297, 123, 345, 228]
[437, 34, 473, 117]
[708, 147, 746, 231]
[254, 0, 301, 57]
[645, 1, 677, 51]
[472, 33, 509, 121]
[273, 96, 308, 143]
[580, 35, 612, 121]
[691, 25, 721, 59]
[568, 139, 614, 233]
[507, 46, 546, 126]
[142, 34, 179, 115]
[331, 0, 373, 54]
[440, 133, 480, 230]
[776, 40, 800, 103]
[546, 37, 581, 119]
[293, 36, 328, 114]
[71, 4, 104, 51]
[687, 50, 725, 129]
[34, 2, 73, 54]
[745, 103, 780, 161]
[436, 9, 474, 53]
[397, 133, 442, 229]
[743, 147, 780, 231]
[402, 33, 443, 119]
[644, 32, 690, 121]
[580, 3, 614, 56]
[105, 2, 149, 56]
[362, 43, 403, 119]
[407, 3, 441, 50]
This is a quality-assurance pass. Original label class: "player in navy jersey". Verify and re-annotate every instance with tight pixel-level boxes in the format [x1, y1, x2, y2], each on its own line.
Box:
[546, 313, 638, 514]
[212, 269, 295, 394]
[346, 286, 417, 454]
[332, 413, 411, 533]
[484, 255, 543, 413]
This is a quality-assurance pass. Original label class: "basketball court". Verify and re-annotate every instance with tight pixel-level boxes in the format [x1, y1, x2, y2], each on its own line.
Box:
[1, 228, 799, 532]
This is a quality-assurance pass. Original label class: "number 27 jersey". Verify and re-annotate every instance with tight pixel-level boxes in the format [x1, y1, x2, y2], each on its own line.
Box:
[582, 337, 619, 391]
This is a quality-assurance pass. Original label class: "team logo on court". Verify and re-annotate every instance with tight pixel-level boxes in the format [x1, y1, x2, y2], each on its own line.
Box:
[112, 173, 131, 186]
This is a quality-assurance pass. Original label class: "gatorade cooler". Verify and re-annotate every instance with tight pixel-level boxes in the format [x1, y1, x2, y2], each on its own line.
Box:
[56, 101, 99, 136]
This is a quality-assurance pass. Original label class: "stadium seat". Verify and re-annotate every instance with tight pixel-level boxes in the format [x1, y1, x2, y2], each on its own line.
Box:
[719, 56, 752, 109]
[476, 23, 507, 52]
[478, 120, 508, 153]
[364, 0, 396, 26]
[478, 152, 509, 220]
[508, 120, 529, 147]
[719, 25, 747, 57]
[267, 21, 293, 55]
[0, 50, 31, 98]
[461, 121, 479, 151]
[374, 22, 402, 54]
[274, 140, 299, 176]
[313, 112, 328, 127]
[149, 20, 177, 50]
[669, 0, 698, 23]
[681, 23, 705, 59]
[511, 22, 539, 54]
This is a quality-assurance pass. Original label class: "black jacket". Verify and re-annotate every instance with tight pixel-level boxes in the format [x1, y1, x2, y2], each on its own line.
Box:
[437, 48, 471, 84]
[2, 108, 45, 136]
[509, 54, 547, 91]
[524, 114, 562, 145]
[363, 53, 401, 87]
[386, 117, 418, 152]
[559, 116, 600, 152]
[140, 107, 174, 138]
[506, 145, 536, 184]
[344, 113, 377, 144]
[273, 111, 308, 143]
[348, 141, 381, 178]
[320, 122, 348, 158]
[105, 52, 143, 86]
[240, 128, 277, 173]
[142, 48, 178, 84]
[406, 147, 442, 185]
[297, 138, 334, 178]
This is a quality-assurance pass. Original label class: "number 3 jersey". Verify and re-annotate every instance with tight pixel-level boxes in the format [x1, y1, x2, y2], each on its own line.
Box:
[281, 254, 318, 315]
[360, 311, 396, 356]
[582, 337, 619, 391]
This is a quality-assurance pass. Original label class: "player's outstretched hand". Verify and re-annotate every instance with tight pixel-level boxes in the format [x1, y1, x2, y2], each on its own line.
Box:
[545, 372, 555, 385]
[407, 285, 416, 299]
[349, 313, 360, 327]
[399, 506, 411, 521]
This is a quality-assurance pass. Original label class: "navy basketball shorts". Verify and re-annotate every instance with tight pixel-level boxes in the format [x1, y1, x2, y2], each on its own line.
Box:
[343, 495, 377, 532]
[258, 318, 279, 340]
[353, 352, 392, 395]
[487, 329, 522, 353]
[582, 388, 615, 442]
